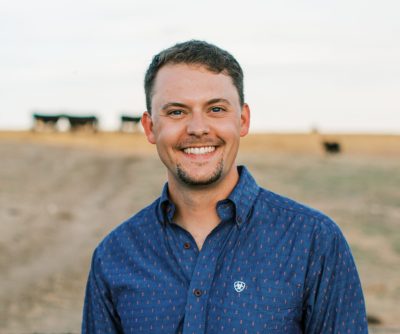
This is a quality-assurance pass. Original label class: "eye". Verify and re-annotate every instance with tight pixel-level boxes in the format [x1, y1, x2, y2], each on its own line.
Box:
[168, 109, 184, 117]
[210, 106, 224, 113]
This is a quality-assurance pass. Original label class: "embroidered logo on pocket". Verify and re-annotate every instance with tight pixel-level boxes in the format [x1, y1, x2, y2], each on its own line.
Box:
[234, 281, 246, 292]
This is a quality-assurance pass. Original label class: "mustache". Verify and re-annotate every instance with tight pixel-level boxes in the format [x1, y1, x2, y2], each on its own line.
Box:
[176, 138, 224, 149]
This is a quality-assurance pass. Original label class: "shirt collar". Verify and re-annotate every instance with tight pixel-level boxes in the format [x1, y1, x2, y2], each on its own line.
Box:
[157, 183, 176, 224]
[156, 166, 260, 229]
[222, 166, 260, 228]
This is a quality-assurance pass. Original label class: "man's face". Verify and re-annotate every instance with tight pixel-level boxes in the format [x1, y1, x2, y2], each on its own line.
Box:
[142, 63, 250, 188]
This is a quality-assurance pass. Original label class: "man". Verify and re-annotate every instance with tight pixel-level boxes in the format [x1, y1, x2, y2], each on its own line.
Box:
[82, 40, 368, 333]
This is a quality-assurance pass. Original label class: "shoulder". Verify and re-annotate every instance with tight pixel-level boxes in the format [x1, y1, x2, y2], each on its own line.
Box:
[255, 187, 358, 279]
[255, 187, 345, 244]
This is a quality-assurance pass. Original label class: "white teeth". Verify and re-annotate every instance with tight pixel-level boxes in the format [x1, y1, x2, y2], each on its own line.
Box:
[183, 146, 216, 155]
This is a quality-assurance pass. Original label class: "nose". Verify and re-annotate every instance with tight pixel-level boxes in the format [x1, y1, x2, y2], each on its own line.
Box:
[186, 112, 210, 137]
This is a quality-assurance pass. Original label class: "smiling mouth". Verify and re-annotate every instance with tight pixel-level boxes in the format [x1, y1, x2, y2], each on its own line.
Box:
[183, 146, 216, 155]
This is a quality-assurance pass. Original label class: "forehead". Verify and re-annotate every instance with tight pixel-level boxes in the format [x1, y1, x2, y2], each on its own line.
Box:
[151, 64, 240, 106]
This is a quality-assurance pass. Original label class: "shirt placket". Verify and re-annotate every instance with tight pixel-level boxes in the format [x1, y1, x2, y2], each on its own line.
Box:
[181, 222, 234, 334]
[167, 224, 200, 282]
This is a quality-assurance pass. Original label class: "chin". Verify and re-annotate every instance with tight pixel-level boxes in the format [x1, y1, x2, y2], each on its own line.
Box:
[176, 161, 223, 186]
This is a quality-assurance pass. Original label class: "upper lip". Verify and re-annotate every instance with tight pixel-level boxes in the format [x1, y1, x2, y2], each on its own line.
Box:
[178, 139, 223, 150]
[181, 145, 216, 149]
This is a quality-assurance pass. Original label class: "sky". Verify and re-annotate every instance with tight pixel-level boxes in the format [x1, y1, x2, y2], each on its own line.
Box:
[1, 0, 399, 133]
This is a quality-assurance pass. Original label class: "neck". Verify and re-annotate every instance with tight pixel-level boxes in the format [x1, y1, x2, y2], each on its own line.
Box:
[167, 166, 239, 249]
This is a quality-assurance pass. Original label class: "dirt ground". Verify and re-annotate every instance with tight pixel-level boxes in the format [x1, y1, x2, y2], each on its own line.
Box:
[1, 131, 399, 333]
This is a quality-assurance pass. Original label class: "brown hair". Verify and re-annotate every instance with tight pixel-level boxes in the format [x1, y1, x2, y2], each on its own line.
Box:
[144, 40, 244, 113]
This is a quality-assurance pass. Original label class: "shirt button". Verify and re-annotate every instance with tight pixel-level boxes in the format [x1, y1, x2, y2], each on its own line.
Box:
[236, 216, 242, 224]
[183, 242, 191, 249]
[193, 289, 202, 297]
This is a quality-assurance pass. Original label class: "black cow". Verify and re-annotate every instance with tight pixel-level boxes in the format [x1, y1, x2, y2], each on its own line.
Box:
[66, 115, 98, 132]
[32, 113, 61, 132]
[120, 115, 142, 133]
[323, 141, 341, 154]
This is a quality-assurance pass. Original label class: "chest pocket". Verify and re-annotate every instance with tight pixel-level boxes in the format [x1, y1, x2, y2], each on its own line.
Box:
[207, 278, 303, 333]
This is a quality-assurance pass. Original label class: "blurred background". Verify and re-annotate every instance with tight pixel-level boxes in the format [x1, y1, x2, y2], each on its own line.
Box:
[1, 0, 400, 133]
[1, 0, 399, 333]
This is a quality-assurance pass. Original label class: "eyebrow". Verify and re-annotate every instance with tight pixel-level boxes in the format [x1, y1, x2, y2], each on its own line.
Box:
[206, 98, 232, 106]
[161, 102, 188, 111]
[161, 99, 232, 111]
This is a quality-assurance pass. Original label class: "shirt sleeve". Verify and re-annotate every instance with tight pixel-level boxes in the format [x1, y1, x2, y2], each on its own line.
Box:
[303, 219, 368, 333]
[82, 248, 122, 334]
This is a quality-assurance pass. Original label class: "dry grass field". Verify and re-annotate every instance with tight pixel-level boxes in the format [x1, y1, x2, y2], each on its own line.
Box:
[1, 131, 399, 333]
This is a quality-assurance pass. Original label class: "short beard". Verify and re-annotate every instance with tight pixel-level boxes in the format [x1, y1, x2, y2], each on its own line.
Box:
[176, 160, 223, 186]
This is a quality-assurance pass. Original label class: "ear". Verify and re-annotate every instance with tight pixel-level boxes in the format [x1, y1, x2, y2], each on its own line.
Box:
[141, 111, 156, 144]
[239, 103, 250, 137]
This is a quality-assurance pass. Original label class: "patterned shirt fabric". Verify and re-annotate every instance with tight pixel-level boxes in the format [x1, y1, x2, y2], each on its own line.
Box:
[82, 166, 368, 333]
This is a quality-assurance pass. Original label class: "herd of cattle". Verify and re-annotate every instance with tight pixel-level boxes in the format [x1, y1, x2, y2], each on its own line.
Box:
[32, 113, 341, 154]
[32, 113, 141, 133]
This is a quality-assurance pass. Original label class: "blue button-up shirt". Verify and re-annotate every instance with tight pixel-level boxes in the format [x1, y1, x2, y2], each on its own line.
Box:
[82, 166, 368, 333]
